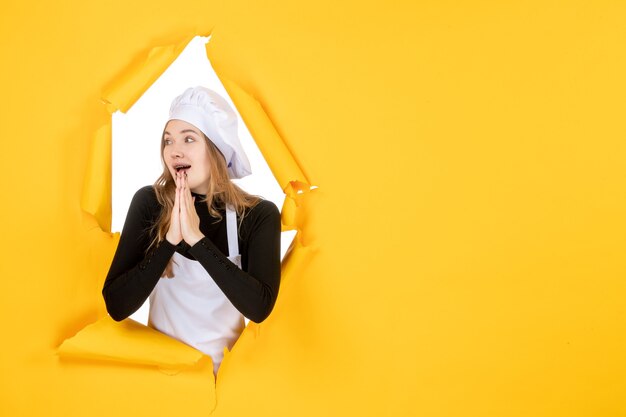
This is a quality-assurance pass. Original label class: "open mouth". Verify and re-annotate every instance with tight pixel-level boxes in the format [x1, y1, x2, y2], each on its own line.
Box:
[174, 164, 191, 173]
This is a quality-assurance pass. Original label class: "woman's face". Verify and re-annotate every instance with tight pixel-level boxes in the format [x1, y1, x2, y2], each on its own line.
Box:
[162, 119, 212, 194]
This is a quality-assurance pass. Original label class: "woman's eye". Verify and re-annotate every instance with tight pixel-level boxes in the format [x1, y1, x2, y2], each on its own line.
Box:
[185, 136, 195, 143]
[163, 139, 172, 145]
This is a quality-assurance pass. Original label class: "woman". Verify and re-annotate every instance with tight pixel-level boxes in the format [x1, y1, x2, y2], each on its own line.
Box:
[102, 86, 282, 375]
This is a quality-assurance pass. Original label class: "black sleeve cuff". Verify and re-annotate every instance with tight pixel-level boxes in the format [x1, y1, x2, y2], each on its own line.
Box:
[136, 239, 177, 289]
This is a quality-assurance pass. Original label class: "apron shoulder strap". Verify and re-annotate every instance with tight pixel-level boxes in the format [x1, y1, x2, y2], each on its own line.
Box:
[225, 204, 239, 258]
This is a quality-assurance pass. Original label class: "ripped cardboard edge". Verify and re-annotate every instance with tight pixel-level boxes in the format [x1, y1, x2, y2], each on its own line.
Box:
[81, 123, 112, 232]
[216, 76, 310, 191]
[57, 315, 211, 376]
[215, 77, 316, 233]
[102, 34, 209, 113]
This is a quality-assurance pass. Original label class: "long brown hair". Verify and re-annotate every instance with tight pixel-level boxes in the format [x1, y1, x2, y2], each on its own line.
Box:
[147, 128, 261, 253]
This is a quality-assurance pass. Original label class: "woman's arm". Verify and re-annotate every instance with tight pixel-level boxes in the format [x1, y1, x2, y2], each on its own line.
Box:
[187, 200, 282, 323]
[102, 186, 176, 321]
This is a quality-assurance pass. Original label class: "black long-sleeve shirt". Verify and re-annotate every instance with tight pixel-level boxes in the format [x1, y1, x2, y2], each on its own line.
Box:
[102, 185, 281, 323]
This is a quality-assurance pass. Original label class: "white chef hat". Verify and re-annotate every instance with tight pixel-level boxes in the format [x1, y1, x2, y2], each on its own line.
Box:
[167, 86, 252, 179]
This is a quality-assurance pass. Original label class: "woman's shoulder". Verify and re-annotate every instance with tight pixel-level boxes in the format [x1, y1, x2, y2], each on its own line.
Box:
[129, 185, 161, 212]
[250, 198, 280, 215]
[249, 198, 280, 218]
[241, 198, 280, 228]
[132, 185, 158, 201]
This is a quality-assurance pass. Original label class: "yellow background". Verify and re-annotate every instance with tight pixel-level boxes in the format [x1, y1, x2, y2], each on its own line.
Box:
[1, 1, 625, 416]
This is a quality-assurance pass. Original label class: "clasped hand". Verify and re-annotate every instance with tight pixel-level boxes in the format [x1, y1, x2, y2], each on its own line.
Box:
[165, 171, 204, 246]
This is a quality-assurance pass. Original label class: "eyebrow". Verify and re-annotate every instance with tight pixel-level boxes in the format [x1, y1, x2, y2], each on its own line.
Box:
[163, 129, 200, 136]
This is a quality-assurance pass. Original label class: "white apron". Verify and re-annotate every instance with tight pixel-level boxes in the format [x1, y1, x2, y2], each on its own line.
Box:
[148, 205, 245, 375]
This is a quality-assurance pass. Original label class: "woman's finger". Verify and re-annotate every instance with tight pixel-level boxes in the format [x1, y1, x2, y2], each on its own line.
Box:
[179, 172, 203, 246]
[174, 173, 180, 207]
[166, 172, 183, 245]
[174, 180, 180, 210]
[180, 177, 186, 214]
[181, 174, 190, 212]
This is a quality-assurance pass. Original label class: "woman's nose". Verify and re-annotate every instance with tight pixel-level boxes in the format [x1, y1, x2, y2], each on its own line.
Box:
[169, 146, 183, 158]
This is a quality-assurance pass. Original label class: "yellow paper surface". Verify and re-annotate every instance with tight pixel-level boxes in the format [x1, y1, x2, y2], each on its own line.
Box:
[1, 1, 625, 416]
